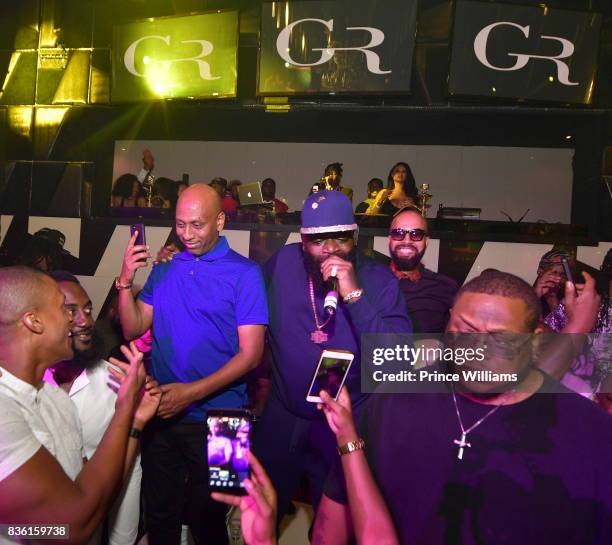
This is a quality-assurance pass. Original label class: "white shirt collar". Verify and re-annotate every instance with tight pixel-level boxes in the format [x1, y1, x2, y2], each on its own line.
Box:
[0, 365, 41, 404]
[43, 365, 92, 397]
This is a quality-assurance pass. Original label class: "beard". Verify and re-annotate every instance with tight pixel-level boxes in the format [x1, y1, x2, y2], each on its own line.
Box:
[70, 329, 104, 371]
[390, 244, 425, 271]
[303, 248, 357, 294]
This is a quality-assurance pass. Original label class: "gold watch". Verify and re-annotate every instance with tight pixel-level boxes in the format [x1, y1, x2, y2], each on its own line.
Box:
[337, 438, 365, 456]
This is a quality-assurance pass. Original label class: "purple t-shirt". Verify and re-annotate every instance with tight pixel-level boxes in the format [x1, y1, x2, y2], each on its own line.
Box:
[326, 373, 612, 544]
[398, 268, 458, 333]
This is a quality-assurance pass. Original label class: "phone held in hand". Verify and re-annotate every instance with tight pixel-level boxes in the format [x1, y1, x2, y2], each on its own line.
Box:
[306, 349, 355, 403]
[206, 409, 252, 495]
[560, 256, 574, 285]
[130, 223, 146, 247]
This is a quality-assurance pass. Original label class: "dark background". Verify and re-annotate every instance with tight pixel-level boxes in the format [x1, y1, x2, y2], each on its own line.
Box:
[0, 0, 610, 240]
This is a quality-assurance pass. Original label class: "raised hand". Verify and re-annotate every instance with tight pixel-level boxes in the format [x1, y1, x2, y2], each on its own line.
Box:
[155, 242, 180, 264]
[320, 255, 360, 299]
[109, 345, 161, 426]
[109, 342, 147, 416]
[318, 388, 359, 446]
[142, 149, 155, 172]
[534, 269, 564, 298]
[119, 231, 150, 284]
[212, 452, 277, 545]
[563, 271, 601, 333]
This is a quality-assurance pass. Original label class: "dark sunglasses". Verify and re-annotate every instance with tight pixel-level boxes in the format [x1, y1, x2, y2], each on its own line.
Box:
[389, 228, 427, 242]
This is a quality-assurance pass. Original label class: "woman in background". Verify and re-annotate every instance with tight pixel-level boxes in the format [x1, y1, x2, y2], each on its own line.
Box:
[364, 162, 419, 215]
[111, 174, 142, 208]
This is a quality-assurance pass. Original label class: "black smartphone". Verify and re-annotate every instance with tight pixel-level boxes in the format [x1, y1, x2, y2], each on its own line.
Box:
[207, 409, 252, 495]
[560, 257, 573, 284]
[130, 223, 146, 247]
[560, 256, 576, 290]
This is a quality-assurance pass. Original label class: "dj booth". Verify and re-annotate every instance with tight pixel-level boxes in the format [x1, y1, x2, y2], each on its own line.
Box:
[0, 160, 608, 318]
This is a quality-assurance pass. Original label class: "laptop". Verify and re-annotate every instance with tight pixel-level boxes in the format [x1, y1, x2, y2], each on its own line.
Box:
[238, 182, 265, 206]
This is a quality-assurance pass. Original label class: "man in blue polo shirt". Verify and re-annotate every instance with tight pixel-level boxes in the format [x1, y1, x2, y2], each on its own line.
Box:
[116, 184, 268, 545]
[254, 190, 412, 521]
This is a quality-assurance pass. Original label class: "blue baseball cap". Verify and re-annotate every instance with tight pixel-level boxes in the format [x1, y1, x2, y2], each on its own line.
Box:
[300, 190, 357, 235]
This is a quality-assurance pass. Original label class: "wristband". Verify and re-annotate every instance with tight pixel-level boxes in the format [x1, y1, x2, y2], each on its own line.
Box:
[337, 438, 365, 456]
[128, 427, 142, 439]
[115, 277, 133, 290]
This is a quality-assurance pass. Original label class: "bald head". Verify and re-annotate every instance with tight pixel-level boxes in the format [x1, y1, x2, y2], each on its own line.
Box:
[0, 266, 74, 371]
[391, 208, 427, 230]
[0, 266, 51, 327]
[388, 208, 429, 271]
[175, 184, 225, 256]
[178, 183, 222, 216]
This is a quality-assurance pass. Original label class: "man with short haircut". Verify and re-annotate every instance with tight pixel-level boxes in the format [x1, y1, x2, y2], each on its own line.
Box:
[44, 271, 142, 545]
[117, 184, 268, 544]
[0, 266, 157, 545]
[388, 208, 458, 332]
[315, 271, 612, 545]
[254, 190, 411, 519]
[261, 178, 289, 213]
[355, 178, 384, 214]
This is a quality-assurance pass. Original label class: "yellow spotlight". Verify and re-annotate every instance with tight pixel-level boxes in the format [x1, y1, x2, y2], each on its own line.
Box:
[8, 106, 33, 139]
[35, 107, 68, 128]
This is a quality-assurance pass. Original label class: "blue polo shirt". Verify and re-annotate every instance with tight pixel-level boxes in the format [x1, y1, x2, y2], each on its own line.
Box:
[139, 236, 268, 421]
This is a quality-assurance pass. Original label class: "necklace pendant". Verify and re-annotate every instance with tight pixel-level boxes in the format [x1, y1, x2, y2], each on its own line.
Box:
[311, 330, 328, 344]
[453, 432, 471, 460]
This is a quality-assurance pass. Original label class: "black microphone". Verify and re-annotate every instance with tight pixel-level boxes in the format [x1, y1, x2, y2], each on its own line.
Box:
[324, 276, 339, 316]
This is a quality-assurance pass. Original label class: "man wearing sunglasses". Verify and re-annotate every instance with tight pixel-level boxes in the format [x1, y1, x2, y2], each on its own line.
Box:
[388, 208, 458, 333]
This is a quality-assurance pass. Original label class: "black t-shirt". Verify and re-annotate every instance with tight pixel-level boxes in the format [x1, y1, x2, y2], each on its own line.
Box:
[355, 200, 370, 214]
[399, 268, 458, 333]
[325, 374, 612, 545]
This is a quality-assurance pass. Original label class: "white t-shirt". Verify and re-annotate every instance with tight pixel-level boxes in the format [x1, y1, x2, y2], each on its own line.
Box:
[44, 360, 142, 545]
[0, 366, 83, 545]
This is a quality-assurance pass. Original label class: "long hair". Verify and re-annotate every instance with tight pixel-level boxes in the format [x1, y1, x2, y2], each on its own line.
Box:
[387, 162, 418, 201]
[112, 174, 140, 199]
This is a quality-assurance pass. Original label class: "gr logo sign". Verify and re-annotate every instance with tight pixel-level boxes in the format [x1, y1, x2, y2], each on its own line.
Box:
[276, 18, 391, 75]
[123, 35, 220, 80]
[473, 22, 578, 86]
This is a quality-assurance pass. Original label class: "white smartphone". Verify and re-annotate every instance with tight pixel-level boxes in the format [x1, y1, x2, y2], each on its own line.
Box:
[306, 349, 355, 403]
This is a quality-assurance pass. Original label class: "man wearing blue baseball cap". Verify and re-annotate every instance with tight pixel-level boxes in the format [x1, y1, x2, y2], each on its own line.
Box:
[254, 190, 412, 521]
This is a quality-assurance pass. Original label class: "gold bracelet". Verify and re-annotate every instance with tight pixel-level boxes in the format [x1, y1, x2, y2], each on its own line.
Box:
[115, 277, 133, 290]
[337, 438, 365, 456]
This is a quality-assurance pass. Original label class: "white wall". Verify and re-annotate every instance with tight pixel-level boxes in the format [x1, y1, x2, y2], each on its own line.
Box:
[113, 140, 573, 223]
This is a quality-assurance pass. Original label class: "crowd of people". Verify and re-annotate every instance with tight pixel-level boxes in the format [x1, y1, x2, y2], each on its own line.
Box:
[110, 151, 424, 219]
[1, 167, 611, 545]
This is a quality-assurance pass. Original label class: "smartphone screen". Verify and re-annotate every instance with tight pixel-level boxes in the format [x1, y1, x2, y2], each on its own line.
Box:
[207, 410, 251, 495]
[306, 350, 354, 403]
[130, 223, 146, 247]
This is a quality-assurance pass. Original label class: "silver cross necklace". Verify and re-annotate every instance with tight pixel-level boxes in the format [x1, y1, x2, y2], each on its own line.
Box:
[451, 385, 512, 460]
